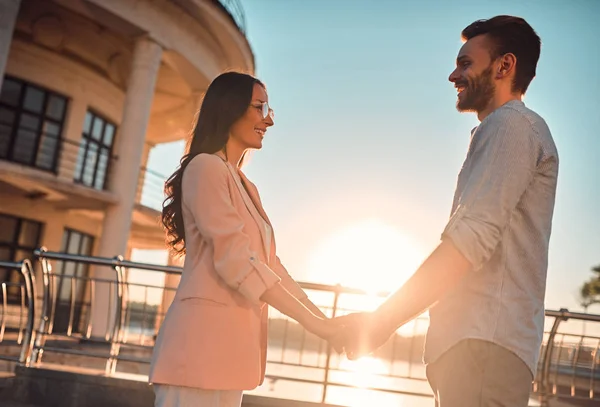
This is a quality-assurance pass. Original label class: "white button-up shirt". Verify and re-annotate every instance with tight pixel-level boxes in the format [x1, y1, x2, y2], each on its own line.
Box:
[424, 100, 559, 375]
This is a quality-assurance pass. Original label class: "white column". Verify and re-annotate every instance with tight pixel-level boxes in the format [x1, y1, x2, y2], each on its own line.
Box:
[92, 36, 162, 339]
[0, 0, 21, 91]
[135, 141, 153, 204]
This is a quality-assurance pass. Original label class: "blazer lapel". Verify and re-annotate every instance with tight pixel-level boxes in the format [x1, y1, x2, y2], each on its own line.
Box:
[215, 153, 270, 259]
[239, 172, 275, 262]
[238, 172, 272, 227]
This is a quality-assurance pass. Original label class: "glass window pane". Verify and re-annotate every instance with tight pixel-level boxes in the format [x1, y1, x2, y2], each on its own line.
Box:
[18, 220, 41, 247]
[19, 113, 40, 131]
[75, 262, 89, 280]
[0, 107, 15, 126]
[61, 261, 77, 277]
[103, 124, 115, 146]
[80, 235, 94, 256]
[94, 150, 109, 190]
[60, 229, 69, 251]
[0, 246, 12, 262]
[82, 143, 98, 186]
[83, 112, 93, 135]
[73, 140, 87, 181]
[66, 231, 82, 254]
[35, 133, 58, 170]
[0, 216, 18, 244]
[0, 247, 12, 282]
[0, 123, 11, 157]
[42, 121, 60, 137]
[46, 95, 66, 121]
[13, 129, 37, 164]
[58, 261, 77, 300]
[91, 117, 103, 141]
[0, 79, 22, 106]
[23, 86, 44, 113]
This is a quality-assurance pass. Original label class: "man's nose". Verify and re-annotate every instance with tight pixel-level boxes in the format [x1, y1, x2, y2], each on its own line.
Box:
[449, 68, 460, 83]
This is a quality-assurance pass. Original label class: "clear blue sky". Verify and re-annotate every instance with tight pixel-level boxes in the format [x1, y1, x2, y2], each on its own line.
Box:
[150, 0, 600, 312]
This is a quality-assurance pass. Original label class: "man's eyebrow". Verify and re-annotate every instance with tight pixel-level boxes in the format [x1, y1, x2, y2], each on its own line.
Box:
[252, 99, 266, 103]
[457, 55, 471, 63]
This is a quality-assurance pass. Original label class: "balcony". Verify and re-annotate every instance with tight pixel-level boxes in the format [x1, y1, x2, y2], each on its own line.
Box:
[214, 0, 247, 33]
[0, 128, 170, 249]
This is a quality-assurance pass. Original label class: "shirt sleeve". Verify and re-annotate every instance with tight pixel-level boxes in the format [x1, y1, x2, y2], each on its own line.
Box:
[183, 154, 281, 304]
[273, 256, 309, 300]
[441, 108, 541, 271]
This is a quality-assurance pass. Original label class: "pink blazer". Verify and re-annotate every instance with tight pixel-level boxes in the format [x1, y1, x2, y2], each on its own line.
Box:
[148, 152, 306, 390]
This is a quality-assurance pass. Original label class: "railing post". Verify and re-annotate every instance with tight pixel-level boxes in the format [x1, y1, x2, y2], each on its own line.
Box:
[106, 255, 125, 375]
[321, 284, 341, 404]
[32, 247, 51, 364]
[18, 259, 36, 366]
[539, 308, 569, 407]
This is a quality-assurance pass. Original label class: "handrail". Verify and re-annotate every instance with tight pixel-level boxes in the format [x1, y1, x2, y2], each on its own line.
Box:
[544, 309, 600, 323]
[4, 248, 599, 405]
[33, 248, 182, 275]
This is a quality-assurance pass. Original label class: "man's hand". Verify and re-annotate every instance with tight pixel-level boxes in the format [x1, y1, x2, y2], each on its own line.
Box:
[330, 312, 396, 360]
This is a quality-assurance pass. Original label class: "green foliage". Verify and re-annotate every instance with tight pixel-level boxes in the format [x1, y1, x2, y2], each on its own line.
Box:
[578, 265, 600, 309]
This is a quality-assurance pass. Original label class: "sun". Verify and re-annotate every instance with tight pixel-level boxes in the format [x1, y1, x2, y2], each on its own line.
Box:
[305, 219, 426, 293]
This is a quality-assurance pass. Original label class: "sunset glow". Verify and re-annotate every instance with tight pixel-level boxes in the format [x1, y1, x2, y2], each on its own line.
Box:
[306, 219, 427, 293]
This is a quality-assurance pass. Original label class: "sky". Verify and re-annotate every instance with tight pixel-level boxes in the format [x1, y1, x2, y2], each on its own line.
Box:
[146, 0, 600, 313]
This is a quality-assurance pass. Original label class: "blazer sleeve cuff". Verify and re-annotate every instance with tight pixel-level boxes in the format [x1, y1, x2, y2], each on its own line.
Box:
[237, 259, 282, 305]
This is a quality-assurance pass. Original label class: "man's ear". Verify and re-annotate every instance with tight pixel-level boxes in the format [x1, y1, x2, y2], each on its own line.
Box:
[496, 53, 516, 79]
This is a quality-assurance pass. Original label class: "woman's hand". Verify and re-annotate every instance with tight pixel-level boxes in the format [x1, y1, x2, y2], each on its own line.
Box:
[306, 316, 345, 352]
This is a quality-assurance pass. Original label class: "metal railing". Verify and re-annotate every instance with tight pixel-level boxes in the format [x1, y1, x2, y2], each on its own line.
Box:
[215, 0, 247, 34]
[2, 130, 169, 213]
[2, 249, 600, 405]
[31, 248, 181, 374]
[534, 309, 600, 406]
[0, 259, 36, 366]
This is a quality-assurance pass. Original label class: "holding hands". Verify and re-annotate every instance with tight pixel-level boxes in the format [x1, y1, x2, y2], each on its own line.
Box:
[305, 311, 396, 360]
[331, 312, 396, 360]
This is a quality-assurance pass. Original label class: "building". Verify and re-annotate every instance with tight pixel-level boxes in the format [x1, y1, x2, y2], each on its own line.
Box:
[0, 0, 254, 336]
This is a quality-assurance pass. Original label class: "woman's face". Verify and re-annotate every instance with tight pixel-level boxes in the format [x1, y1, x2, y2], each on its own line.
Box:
[229, 83, 274, 151]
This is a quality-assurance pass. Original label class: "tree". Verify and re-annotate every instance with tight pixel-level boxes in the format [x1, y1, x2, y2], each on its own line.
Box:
[578, 265, 600, 311]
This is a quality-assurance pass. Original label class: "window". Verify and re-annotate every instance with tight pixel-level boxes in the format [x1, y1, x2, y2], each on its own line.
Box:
[0, 76, 68, 172]
[53, 228, 95, 333]
[74, 111, 116, 190]
[0, 213, 43, 301]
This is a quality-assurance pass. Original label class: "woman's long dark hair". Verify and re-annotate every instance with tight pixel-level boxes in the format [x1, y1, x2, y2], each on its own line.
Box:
[162, 71, 263, 256]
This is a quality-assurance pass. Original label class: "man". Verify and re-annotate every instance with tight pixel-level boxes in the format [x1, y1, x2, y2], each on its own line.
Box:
[334, 15, 558, 407]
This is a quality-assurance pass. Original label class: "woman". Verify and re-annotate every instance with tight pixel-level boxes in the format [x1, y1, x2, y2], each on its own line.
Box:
[149, 72, 339, 407]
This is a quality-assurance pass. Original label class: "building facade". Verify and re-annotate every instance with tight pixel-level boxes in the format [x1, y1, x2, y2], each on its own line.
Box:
[0, 0, 254, 335]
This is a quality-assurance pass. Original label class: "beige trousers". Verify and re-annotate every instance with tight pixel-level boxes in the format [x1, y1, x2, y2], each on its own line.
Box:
[154, 384, 243, 407]
[426, 339, 533, 407]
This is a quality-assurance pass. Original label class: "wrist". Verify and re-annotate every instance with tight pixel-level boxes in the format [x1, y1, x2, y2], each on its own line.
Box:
[373, 309, 397, 334]
[299, 309, 320, 330]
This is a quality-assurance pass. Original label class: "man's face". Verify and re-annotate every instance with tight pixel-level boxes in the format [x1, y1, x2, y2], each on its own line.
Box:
[449, 35, 496, 113]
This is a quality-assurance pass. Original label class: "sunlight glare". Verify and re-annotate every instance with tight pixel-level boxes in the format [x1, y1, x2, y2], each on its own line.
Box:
[339, 356, 389, 388]
[334, 357, 404, 407]
[306, 219, 426, 293]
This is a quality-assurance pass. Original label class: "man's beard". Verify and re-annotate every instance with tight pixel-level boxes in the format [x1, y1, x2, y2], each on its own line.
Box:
[456, 65, 495, 113]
